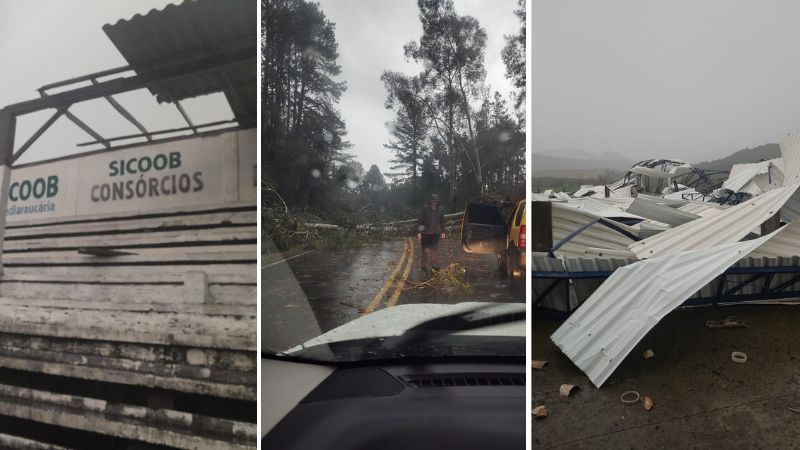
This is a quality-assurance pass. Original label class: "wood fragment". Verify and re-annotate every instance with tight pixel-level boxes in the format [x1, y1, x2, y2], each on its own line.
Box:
[559, 384, 578, 397]
[531, 360, 548, 370]
[532, 405, 548, 419]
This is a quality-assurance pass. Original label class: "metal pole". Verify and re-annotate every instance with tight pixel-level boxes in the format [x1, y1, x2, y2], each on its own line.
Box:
[0, 109, 16, 276]
[531, 201, 553, 253]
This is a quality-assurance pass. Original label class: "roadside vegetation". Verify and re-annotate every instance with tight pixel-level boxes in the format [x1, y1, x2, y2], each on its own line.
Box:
[264, 0, 526, 252]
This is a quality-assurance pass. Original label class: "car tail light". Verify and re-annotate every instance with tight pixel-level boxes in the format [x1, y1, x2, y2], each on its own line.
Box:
[519, 225, 526, 249]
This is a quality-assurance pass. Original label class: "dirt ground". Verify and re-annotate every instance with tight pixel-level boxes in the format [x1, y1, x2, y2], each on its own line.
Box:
[532, 304, 800, 449]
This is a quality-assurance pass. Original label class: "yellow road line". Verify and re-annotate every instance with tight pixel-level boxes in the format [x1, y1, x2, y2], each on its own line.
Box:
[362, 238, 408, 315]
[386, 237, 415, 308]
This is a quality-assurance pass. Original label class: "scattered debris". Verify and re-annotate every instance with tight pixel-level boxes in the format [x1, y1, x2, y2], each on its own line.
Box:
[706, 317, 748, 329]
[620, 391, 640, 405]
[532, 405, 548, 419]
[339, 302, 365, 313]
[787, 406, 800, 414]
[398, 262, 471, 292]
[731, 351, 748, 363]
[538, 130, 800, 388]
[532, 360, 548, 370]
[559, 384, 578, 397]
[642, 396, 654, 411]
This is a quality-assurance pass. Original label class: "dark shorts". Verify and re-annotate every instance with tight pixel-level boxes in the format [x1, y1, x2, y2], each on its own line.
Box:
[420, 233, 440, 249]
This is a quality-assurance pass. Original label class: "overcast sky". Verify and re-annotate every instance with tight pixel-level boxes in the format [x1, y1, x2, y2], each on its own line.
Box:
[533, 0, 800, 163]
[0, 0, 232, 164]
[318, 0, 519, 174]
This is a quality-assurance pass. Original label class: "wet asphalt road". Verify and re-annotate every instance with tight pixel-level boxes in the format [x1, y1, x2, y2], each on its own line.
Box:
[532, 304, 800, 449]
[263, 237, 523, 352]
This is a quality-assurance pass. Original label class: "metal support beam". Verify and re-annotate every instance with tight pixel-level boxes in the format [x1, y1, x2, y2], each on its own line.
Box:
[175, 101, 198, 134]
[64, 110, 111, 149]
[11, 107, 67, 164]
[6, 41, 255, 117]
[767, 273, 800, 294]
[533, 279, 562, 307]
[75, 119, 236, 147]
[0, 110, 16, 276]
[92, 80, 152, 141]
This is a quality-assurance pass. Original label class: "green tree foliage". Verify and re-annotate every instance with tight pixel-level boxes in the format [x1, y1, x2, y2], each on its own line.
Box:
[502, 0, 525, 110]
[382, 0, 526, 211]
[402, 0, 488, 201]
[382, 73, 429, 207]
[362, 164, 387, 192]
[263, 0, 350, 212]
[477, 92, 525, 191]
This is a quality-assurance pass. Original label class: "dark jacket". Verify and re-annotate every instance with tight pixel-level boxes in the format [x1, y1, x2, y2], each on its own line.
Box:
[418, 205, 445, 234]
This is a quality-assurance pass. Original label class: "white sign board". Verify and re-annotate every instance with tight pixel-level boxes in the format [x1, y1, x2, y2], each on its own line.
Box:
[6, 129, 255, 223]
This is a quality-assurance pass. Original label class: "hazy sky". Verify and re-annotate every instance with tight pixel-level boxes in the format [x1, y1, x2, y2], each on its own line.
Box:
[317, 0, 519, 174]
[533, 0, 800, 163]
[0, 0, 232, 164]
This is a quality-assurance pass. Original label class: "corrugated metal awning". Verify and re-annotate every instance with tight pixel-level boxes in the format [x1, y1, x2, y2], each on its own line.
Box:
[551, 222, 800, 388]
[103, 0, 256, 127]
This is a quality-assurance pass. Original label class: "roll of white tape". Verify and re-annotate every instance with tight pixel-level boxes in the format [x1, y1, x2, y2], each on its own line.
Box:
[620, 390, 640, 404]
[731, 351, 747, 363]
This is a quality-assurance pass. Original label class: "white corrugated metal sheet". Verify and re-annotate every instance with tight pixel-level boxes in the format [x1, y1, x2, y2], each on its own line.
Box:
[562, 256, 636, 304]
[677, 202, 725, 217]
[723, 158, 783, 195]
[626, 197, 699, 227]
[781, 132, 800, 185]
[551, 203, 638, 256]
[629, 184, 800, 259]
[551, 225, 792, 388]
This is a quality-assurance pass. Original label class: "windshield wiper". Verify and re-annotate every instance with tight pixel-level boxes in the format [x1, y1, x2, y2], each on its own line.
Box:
[387, 305, 524, 349]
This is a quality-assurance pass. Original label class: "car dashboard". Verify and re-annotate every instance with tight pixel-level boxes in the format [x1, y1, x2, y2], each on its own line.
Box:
[262, 358, 525, 450]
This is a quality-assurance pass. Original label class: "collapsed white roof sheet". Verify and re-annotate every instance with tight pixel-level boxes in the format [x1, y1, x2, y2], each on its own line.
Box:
[629, 184, 800, 259]
[629, 165, 673, 179]
[565, 197, 642, 221]
[551, 203, 639, 256]
[677, 201, 725, 217]
[781, 132, 800, 185]
[573, 185, 604, 197]
[626, 197, 699, 227]
[551, 223, 797, 388]
[723, 158, 784, 195]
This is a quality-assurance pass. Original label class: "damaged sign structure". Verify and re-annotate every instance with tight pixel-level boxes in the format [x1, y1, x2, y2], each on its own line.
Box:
[0, 1, 257, 448]
[533, 131, 800, 388]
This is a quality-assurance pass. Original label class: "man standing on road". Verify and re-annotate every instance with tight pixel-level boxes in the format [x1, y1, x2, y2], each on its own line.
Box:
[417, 193, 446, 278]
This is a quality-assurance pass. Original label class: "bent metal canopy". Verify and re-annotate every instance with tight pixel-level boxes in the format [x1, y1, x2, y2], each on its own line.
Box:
[551, 221, 800, 388]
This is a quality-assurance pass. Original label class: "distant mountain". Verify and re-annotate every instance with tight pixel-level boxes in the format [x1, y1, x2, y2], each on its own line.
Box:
[694, 143, 781, 172]
[532, 149, 635, 175]
[533, 143, 784, 187]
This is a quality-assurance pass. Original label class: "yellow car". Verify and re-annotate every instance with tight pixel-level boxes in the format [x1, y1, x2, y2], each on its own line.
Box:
[461, 199, 526, 282]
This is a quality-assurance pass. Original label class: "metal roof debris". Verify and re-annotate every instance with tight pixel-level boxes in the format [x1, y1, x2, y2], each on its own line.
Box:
[536, 130, 800, 387]
[103, 0, 257, 127]
[629, 184, 800, 259]
[551, 224, 797, 388]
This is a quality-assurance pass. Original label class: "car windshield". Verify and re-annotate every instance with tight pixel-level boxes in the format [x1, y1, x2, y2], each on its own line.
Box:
[263, 0, 527, 363]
